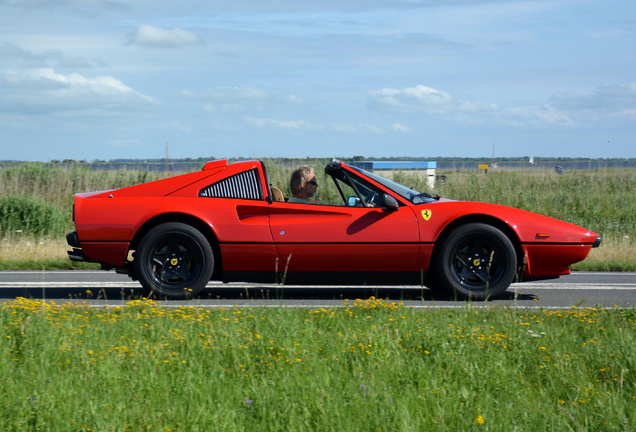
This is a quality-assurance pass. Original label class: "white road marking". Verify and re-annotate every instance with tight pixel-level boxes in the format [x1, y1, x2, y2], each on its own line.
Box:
[0, 282, 140, 288]
[511, 283, 636, 290]
[0, 281, 635, 290]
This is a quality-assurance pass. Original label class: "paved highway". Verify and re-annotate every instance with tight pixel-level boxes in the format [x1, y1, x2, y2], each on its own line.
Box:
[0, 270, 635, 308]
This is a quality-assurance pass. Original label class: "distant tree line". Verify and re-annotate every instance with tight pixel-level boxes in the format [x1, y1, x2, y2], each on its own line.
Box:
[41, 156, 636, 164]
[1, 156, 635, 172]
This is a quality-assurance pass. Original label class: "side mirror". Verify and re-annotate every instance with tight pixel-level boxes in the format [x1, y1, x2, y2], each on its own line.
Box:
[381, 194, 399, 210]
[347, 196, 361, 207]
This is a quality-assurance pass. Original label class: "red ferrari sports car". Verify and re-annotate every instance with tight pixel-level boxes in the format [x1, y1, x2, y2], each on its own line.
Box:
[67, 159, 601, 300]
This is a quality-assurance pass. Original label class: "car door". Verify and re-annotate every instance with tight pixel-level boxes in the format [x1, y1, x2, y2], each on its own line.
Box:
[268, 195, 420, 274]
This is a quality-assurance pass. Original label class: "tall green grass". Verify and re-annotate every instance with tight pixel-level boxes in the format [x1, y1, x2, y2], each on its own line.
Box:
[1, 162, 634, 269]
[430, 169, 636, 240]
[1, 298, 635, 431]
[0, 196, 66, 237]
[0, 163, 173, 236]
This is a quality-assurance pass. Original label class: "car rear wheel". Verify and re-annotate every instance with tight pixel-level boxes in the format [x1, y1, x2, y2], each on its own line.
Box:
[434, 223, 516, 300]
[134, 222, 214, 299]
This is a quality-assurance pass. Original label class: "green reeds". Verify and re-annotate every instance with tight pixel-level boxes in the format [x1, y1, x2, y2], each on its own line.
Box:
[1, 298, 634, 431]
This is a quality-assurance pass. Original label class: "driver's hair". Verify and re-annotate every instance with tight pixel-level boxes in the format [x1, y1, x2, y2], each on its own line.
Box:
[290, 165, 315, 194]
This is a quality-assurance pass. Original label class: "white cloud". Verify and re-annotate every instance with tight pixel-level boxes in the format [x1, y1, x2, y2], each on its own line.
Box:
[200, 87, 273, 104]
[369, 86, 442, 113]
[549, 83, 636, 114]
[359, 123, 383, 133]
[391, 123, 411, 132]
[369, 83, 636, 127]
[369, 85, 498, 115]
[502, 84, 636, 125]
[287, 94, 303, 104]
[245, 116, 307, 129]
[245, 116, 389, 134]
[0, 68, 156, 114]
[329, 123, 386, 133]
[180, 87, 275, 110]
[498, 105, 575, 127]
[127, 24, 204, 48]
[0, 43, 96, 68]
[330, 123, 357, 133]
[0, 0, 128, 15]
[182, 87, 305, 113]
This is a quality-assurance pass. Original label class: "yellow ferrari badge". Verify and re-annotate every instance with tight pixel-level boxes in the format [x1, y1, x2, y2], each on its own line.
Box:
[421, 209, 432, 221]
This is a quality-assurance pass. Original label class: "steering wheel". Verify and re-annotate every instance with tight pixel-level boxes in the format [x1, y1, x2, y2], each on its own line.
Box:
[365, 191, 378, 207]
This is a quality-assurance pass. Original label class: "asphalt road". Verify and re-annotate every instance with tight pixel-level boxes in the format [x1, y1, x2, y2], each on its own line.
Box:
[1, 270, 635, 308]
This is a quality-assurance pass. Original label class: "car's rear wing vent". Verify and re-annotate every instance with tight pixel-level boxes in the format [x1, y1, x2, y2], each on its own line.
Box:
[199, 169, 263, 201]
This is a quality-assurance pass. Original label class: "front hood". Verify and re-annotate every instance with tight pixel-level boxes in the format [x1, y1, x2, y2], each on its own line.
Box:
[480, 202, 598, 244]
[423, 200, 599, 245]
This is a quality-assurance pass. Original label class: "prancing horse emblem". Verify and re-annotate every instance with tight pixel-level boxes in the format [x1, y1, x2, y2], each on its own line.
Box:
[421, 209, 432, 221]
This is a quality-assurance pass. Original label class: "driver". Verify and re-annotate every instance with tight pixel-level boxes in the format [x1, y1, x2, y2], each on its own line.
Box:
[288, 165, 318, 203]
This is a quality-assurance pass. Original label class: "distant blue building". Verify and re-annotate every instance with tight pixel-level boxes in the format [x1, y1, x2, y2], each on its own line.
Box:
[349, 161, 438, 187]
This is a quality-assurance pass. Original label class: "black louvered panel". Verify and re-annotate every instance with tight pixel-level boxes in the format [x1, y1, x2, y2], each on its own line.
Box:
[199, 169, 263, 200]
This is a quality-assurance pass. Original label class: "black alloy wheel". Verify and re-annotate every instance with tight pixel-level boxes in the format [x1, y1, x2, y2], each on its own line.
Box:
[434, 223, 517, 300]
[134, 222, 214, 299]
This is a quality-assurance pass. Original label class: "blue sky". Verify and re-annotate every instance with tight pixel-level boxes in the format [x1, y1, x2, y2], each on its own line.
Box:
[1, 0, 635, 161]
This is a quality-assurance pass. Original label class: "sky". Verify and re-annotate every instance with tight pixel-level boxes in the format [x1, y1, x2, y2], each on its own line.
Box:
[0, 0, 635, 162]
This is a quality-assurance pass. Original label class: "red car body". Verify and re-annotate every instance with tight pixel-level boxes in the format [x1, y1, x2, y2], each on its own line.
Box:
[67, 159, 601, 299]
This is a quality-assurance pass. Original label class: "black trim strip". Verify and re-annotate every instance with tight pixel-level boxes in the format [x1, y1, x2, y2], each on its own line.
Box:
[219, 241, 433, 246]
[223, 270, 425, 286]
[80, 240, 130, 244]
[521, 242, 599, 246]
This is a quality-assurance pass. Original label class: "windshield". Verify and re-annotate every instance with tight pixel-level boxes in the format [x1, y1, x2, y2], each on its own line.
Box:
[347, 165, 439, 204]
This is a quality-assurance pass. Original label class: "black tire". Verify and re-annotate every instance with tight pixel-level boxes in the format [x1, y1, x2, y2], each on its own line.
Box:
[434, 223, 516, 300]
[134, 222, 214, 299]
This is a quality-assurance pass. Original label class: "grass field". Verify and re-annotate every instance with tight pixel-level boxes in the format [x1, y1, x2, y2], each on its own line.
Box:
[1, 162, 634, 431]
[1, 161, 635, 270]
[1, 297, 634, 431]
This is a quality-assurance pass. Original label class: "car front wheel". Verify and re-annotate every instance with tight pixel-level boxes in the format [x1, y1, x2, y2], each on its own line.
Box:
[134, 222, 214, 299]
[434, 223, 517, 300]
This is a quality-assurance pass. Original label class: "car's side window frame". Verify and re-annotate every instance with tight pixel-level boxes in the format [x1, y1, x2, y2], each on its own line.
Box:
[326, 168, 386, 207]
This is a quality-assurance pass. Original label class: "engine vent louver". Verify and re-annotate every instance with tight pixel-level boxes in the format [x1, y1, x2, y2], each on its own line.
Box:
[199, 169, 263, 201]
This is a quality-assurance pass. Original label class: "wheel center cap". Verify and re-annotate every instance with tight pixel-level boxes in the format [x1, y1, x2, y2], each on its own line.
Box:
[472, 258, 481, 266]
[170, 258, 179, 266]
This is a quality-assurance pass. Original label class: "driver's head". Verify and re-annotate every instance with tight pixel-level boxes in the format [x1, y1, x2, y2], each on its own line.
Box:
[290, 165, 317, 197]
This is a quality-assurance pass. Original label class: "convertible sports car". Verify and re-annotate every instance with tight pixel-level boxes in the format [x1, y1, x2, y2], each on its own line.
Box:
[67, 159, 601, 300]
